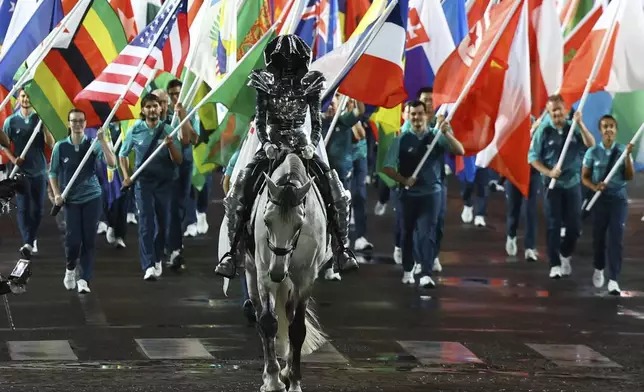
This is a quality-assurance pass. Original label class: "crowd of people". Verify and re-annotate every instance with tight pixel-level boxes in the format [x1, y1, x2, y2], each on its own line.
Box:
[0, 79, 639, 297]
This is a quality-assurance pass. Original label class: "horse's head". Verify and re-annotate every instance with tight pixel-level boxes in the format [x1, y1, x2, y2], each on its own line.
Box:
[261, 172, 312, 283]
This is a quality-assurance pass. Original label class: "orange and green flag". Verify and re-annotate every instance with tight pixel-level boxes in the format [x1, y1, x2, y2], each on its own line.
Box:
[24, 0, 139, 140]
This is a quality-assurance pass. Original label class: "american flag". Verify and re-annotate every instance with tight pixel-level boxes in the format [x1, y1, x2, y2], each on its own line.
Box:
[75, 0, 190, 106]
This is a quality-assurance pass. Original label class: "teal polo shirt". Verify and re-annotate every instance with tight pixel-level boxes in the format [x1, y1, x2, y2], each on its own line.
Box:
[582, 142, 628, 199]
[3, 111, 47, 178]
[528, 118, 586, 189]
[49, 135, 105, 204]
[383, 126, 449, 196]
[119, 120, 181, 183]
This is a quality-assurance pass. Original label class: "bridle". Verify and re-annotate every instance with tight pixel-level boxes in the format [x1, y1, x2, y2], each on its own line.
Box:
[265, 179, 306, 256]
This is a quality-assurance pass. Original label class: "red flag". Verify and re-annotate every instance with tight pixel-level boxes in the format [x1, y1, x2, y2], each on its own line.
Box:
[109, 0, 138, 42]
[468, 0, 492, 28]
[477, 1, 532, 196]
[563, 3, 603, 73]
[434, 0, 522, 155]
[344, 0, 371, 39]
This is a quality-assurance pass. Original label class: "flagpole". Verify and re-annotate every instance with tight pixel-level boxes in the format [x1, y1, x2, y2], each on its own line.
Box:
[547, 1, 621, 191]
[405, 0, 523, 188]
[51, 0, 183, 216]
[0, 0, 89, 113]
[324, 95, 349, 146]
[321, 0, 399, 103]
[585, 123, 644, 212]
[8, 121, 43, 178]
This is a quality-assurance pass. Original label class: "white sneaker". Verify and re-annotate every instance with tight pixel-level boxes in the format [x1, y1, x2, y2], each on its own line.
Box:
[432, 258, 442, 272]
[63, 269, 76, 290]
[32, 240, 38, 254]
[154, 261, 162, 277]
[461, 206, 473, 223]
[393, 247, 402, 265]
[607, 280, 621, 295]
[19, 244, 33, 259]
[401, 271, 415, 285]
[127, 213, 138, 224]
[593, 269, 605, 288]
[196, 213, 209, 234]
[413, 263, 422, 275]
[419, 276, 436, 288]
[444, 164, 452, 175]
[324, 268, 341, 281]
[365, 175, 372, 185]
[106, 227, 116, 244]
[549, 266, 562, 279]
[374, 201, 387, 216]
[560, 227, 566, 237]
[76, 279, 90, 294]
[97, 221, 108, 234]
[183, 224, 198, 237]
[505, 236, 517, 256]
[525, 249, 538, 262]
[115, 238, 126, 248]
[641, 214, 644, 222]
[354, 237, 373, 251]
[560, 255, 572, 276]
[474, 216, 486, 227]
[144, 267, 157, 281]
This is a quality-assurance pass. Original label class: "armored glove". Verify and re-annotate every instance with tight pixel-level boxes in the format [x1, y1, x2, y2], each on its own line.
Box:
[302, 144, 315, 160]
[263, 143, 278, 159]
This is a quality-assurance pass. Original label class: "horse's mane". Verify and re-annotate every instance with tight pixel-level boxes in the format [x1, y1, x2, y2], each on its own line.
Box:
[271, 154, 309, 220]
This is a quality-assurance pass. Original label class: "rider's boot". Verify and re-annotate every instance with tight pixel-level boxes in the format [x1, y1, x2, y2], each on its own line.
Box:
[323, 170, 359, 272]
[214, 169, 251, 279]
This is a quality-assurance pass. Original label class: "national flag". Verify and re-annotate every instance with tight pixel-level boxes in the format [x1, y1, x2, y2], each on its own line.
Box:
[528, 0, 563, 117]
[612, 92, 644, 171]
[433, 0, 523, 155]
[109, 0, 138, 41]
[24, 0, 139, 141]
[0, 0, 17, 50]
[563, 1, 603, 71]
[337, 0, 370, 40]
[0, 0, 64, 90]
[559, 0, 644, 108]
[187, 0, 204, 26]
[270, 0, 290, 22]
[75, 0, 190, 106]
[560, 0, 595, 34]
[191, 26, 277, 189]
[295, 0, 341, 59]
[475, 0, 532, 196]
[311, 0, 409, 109]
[467, 0, 492, 27]
[404, 0, 454, 100]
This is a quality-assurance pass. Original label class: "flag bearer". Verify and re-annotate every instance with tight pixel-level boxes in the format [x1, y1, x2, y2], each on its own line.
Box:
[382, 100, 464, 288]
[505, 118, 542, 262]
[49, 109, 116, 293]
[0, 89, 55, 259]
[528, 94, 595, 279]
[581, 115, 634, 296]
[164, 79, 200, 269]
[119, 94, 185, 281]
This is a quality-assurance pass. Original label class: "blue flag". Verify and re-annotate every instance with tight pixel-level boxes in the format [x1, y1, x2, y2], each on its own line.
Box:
[0, 0, 16, 47]
[0, 0, 63, 90]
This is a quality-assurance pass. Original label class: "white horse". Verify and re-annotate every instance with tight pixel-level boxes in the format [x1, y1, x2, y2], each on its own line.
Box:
[244, 152, 330, 392]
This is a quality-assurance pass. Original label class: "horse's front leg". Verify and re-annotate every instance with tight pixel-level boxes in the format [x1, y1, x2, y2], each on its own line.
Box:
[284, 299, 308, 392]
[256, 282, 284, 392]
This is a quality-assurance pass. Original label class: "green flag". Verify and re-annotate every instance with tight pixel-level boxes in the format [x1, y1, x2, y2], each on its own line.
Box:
[612, 92, 644, 170]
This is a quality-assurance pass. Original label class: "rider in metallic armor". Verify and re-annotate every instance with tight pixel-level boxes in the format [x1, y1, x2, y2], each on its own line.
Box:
[214, 34, 359, 279]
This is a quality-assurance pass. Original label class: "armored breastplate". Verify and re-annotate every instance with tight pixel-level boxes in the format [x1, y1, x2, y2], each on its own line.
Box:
[266, 81, 309, 149]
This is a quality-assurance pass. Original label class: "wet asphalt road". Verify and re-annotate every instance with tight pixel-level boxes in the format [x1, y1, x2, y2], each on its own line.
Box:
[1, 173, 644, 391]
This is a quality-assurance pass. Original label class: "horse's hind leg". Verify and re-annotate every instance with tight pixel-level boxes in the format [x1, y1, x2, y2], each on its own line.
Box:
[284, 300, 307, 392]
[257, 287, 285, 392]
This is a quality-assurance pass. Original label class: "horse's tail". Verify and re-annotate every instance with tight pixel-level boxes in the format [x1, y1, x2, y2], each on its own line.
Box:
[274, 283, 327, 358]
[302, 298, 327, 355]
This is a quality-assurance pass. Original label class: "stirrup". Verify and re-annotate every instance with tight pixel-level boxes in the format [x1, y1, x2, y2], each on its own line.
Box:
[214, 252, 237, 279]
[333, 246, 359, 272]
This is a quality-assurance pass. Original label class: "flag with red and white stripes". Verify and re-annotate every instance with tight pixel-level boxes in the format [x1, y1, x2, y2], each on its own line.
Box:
[75, 0, 189, 106]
